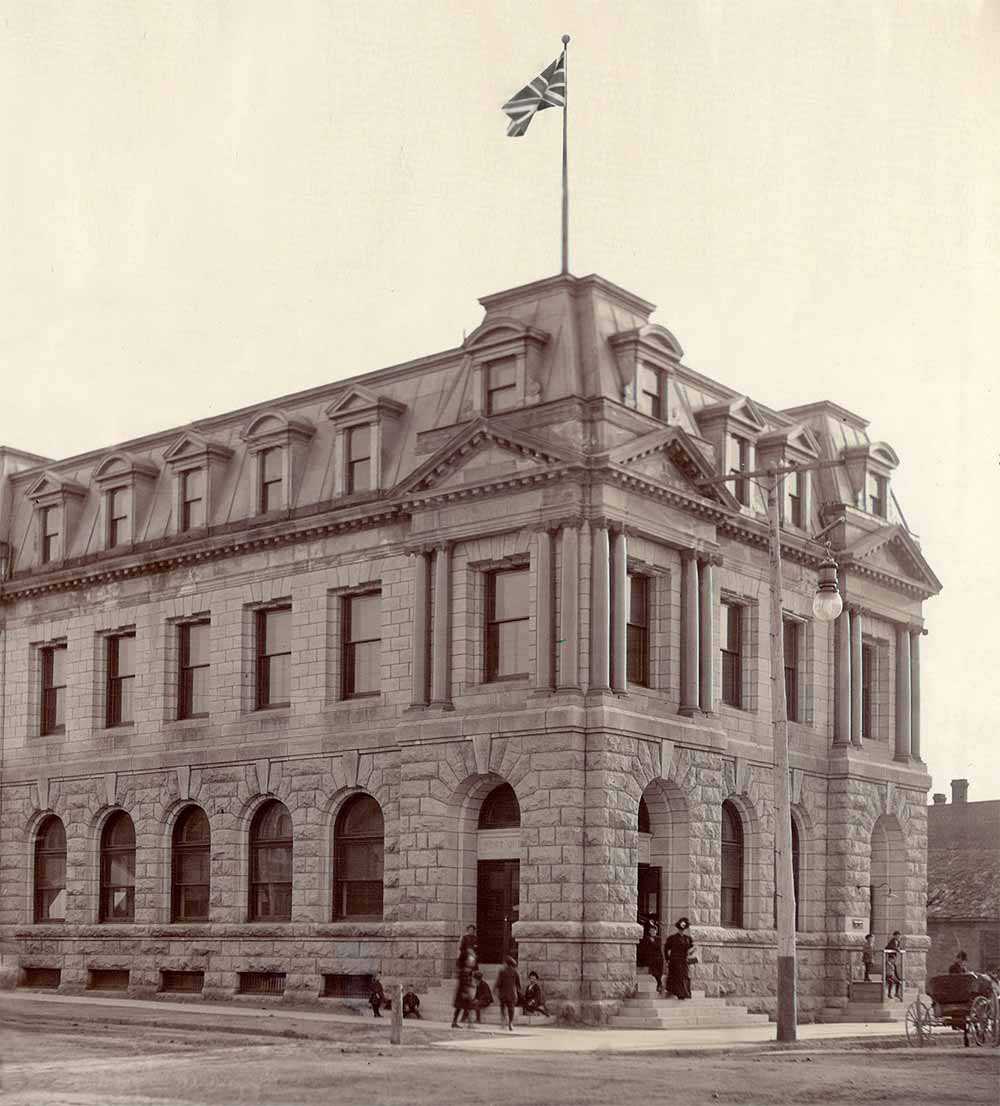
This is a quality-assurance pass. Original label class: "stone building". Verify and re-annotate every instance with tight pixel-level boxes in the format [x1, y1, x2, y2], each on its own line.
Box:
[0, 272, 941, 1021]
[926, 780, 1000, 977]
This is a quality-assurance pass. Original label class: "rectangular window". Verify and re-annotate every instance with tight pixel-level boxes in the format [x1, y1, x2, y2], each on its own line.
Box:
[256, 607, 291, 709]
[178, 620, 210, 719]
[181, 469, 205, 531]
[721, 602, 743, 707]
[40, 644, 67, 735]
[259, 448, 283, 513]
[107, 488, 130, 548]
[867, 473, 886, 518]
[730, 436, 750, 506]
[41, 506, 61, 564]
[784, 470, 803, 528]
[861, 642, 874, 738]
[342, 592, 381, 698]
[636, 365, 661, 420]
[347, 426, 372, 494]
[485, 568, 529, 681]
[486, 358, 518, 414]
[626, 575, 650, 686]
[783, 619, 799, 722]
[106, 633, 136, 727]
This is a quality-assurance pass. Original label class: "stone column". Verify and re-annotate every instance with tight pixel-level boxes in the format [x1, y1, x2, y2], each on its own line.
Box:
[589, 523, 611, 691]
[410, 549, 430, 707]
[557, 523, 580, 690]
[834, 607, 851, 745]
[698, 557, 717, 713]
[430, 542, 452, 708]
[535, 528, 554, 691]
[678, 549, 700, 717]
[611, 528, 628, 694]
[894, 624, 911, 761]
[850, 607, 863, 746]
[910, 628, 922, 763]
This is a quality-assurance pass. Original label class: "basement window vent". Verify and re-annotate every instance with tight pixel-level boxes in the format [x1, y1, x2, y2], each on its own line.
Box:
[22, 967, 61, 989]
[321, 973, 373, 998]
[238, 971, 285, 996]
[160, 970, 204, 994]
[88, 969, 130, 991]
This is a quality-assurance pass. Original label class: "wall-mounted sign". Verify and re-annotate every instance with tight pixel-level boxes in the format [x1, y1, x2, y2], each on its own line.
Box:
[477, 830, 521, 860]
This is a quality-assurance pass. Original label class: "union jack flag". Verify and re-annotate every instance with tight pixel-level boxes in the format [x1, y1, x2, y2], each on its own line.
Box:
[501, 52, 566, 137]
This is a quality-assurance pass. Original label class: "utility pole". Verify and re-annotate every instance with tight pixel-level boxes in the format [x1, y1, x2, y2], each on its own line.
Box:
[699, 457, 844, 1044]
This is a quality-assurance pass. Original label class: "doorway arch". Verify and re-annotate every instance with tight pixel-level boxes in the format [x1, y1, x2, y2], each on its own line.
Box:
[475, 783, 520, 964]
[869, 814, 906, 944]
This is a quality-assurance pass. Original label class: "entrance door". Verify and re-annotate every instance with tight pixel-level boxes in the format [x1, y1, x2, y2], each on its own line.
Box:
[636, 863, 662, 966]
[476, 859, 519, 963]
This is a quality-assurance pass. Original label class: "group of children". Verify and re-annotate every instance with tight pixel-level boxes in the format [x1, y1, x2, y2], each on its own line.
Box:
[366, 924, 551, 1030]
[451, 926, 550, 1030]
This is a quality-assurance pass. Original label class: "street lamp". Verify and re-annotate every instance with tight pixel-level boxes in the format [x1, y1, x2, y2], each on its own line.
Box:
[702, 459, 844, 1043]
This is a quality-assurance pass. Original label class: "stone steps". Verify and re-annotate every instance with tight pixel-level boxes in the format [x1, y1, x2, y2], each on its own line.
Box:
[613, 976, 770, 1030]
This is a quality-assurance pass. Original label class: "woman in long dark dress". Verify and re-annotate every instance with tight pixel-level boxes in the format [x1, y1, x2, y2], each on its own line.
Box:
[451, 951, 478, 1028]
[663, 916, 694, 999]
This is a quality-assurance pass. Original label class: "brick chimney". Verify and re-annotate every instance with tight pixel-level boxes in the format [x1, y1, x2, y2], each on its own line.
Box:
[950, 779, 969, 804]
[932, 793, 947, 805]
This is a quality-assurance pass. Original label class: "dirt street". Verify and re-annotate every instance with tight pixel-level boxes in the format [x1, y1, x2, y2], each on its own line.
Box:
[2, 1016, 997, 1106]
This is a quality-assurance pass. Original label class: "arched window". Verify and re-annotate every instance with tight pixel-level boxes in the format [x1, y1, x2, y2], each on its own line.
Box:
[333, 795, 384, 919]
[249, 801, 292, 922]
[791, 818, 801, 932]
[34, 815, 66, 923]
[172, 806, 211, 923]
[638, 796, 651, 835]
[720, 801, 744, 928]
[100, 811, 135, 922]
[478, 784, 520, 830]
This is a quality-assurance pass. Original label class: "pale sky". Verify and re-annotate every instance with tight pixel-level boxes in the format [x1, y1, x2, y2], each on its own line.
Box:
[2, 2, 997, 799]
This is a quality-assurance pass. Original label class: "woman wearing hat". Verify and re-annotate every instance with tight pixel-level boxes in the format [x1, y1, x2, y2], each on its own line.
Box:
[663, 917, 695, 1000]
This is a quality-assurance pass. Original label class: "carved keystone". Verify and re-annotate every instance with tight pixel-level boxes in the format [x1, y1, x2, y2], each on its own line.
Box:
[472, 734, 492, 777]
[254, 759, 271, 795]
[790, 768, 803, 806]
[103, 773, 118, 808]
[342, 750, 359, 788]
[660, 739, 674, 781]
[175, 765, 192, 801]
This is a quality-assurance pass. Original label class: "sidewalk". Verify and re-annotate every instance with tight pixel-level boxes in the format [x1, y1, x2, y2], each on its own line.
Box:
[1, 990, 907, 1054]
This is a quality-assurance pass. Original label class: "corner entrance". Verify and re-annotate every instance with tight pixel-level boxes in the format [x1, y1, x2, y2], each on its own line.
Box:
[476, 858, 519, 963]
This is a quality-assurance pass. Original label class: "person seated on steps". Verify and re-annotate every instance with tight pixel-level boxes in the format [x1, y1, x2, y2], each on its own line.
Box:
[402, 986, 422, 1018]
[522, 971, 551, 1017]
[368, 973, 387, 1018]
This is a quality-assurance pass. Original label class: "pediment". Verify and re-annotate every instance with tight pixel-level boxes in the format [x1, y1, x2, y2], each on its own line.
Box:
[93, 452, 158, 485]
[242, 408, 314, 442]
[695, 395, 767, 434]
[396, 420, 574, 497]
[607, 427, 740, 509]
[757, 422, 820, 460]
[844, 525, 941, 594]
[324, 386, 405, 423]
[163, 430, 233, 466]
[25, 471, 86, 502]
[462, 315, 550, 355]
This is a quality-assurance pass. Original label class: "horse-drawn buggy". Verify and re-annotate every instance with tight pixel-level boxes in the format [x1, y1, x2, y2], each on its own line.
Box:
[905, 972, 1000, 1047]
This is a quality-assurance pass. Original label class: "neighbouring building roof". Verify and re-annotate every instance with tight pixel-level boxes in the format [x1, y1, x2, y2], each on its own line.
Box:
[927, 800, 1000, 922]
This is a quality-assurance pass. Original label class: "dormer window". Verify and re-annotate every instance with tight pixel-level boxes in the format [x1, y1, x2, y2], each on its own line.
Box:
[164, 431, 233, 537]
[259, 447, 283, 513]
[867, 472, 886, 518]
[636, 365, 662, 420]
[729, 435, 751, 506]
[180, 469, 205, 531]
[486, 359, 518, 415]
[325, 388, 404, 498]
[347, 426, 372, 494]
[40, 506, 61, 564]
[784, 470, 804, 528]
[107, 488, 130, 548]
[241, 411, 314, 518]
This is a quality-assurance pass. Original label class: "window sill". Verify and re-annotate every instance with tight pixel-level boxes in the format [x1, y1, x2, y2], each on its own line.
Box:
[168, 714, 210, 726]
[39, 727, 67, 739]
[104, 722, 135, 731]
[341, 692, 382, 702]
[252, 703, 291, 713]
[484, 674, 530, 685]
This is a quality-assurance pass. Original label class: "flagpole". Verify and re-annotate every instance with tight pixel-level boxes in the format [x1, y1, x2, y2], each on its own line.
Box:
[561, 34, 570, 275]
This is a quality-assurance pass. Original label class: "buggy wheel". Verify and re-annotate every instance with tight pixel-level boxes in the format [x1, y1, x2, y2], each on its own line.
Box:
[905, 999, 933, 1046]
[970, 996, 995, 1047]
